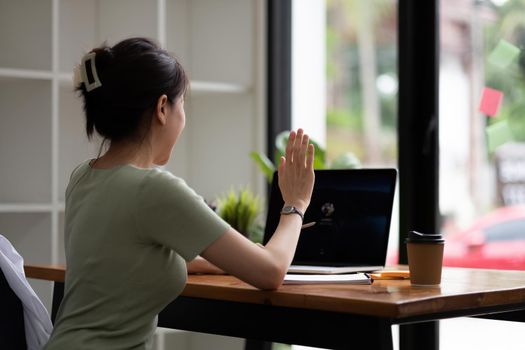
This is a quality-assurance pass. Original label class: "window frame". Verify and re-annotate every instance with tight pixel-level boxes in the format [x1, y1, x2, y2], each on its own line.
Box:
[267, 0, 440, 265]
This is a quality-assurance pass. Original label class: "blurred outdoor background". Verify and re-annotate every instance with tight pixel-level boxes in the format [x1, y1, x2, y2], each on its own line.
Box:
[318, 0, 525, 270]
[289, 0, 525, 348]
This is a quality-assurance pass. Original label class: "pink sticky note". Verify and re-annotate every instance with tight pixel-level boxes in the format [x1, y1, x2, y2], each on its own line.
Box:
[479, 87, 504, 117]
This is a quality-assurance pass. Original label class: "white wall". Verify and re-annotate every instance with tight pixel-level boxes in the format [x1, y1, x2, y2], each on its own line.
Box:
[0, 1, 266, 349]
[291, 0, 326, 146]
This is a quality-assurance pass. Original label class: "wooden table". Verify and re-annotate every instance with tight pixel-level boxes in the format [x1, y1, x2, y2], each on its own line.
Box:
[25, 265, 525, 350]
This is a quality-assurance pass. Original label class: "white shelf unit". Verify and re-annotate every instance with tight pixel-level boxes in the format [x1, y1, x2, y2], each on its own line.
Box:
[0, 0, 265, 348]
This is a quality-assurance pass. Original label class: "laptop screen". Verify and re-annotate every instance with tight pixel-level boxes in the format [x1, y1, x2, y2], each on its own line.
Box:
[263, 169, 397, 267]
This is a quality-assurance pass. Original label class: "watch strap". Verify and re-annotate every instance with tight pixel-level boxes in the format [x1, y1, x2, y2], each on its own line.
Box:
[280, 206, 304, 220]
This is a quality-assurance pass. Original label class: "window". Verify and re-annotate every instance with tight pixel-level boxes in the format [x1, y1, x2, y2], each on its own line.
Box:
[439, 0, 525, 270]
[290, 0, 399, 261]
[271, 1, 525, 349]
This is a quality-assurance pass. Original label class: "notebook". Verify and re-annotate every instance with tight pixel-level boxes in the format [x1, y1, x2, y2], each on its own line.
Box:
[263, 169, 397, 274]
[283, 273, 372, 284]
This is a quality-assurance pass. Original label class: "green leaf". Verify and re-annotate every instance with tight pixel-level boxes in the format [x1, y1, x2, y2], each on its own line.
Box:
[275, 131, 289, 156]
[249, 152, 276, 183]
[310, 140, 326, 169]
[329, 152, 361, 169]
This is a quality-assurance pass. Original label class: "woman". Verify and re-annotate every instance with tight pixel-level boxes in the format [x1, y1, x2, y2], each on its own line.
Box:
[44, 37, 314, 350]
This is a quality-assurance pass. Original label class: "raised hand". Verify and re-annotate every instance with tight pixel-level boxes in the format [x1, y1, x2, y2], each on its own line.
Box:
[277, 129, 315, 213]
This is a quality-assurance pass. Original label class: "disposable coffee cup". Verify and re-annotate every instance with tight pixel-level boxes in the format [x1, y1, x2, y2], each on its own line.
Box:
[405, 231, 445, 286]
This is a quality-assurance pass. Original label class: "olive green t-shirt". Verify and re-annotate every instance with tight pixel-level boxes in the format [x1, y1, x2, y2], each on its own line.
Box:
[44, 161, 229, 350]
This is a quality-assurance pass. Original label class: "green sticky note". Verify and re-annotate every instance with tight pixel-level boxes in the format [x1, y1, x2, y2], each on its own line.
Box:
[486, 120, 513, 153]
[488, 40, 521, 69]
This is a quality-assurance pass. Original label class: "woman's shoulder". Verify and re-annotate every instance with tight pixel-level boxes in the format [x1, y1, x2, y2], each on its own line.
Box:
[69, 159, 92, 180]
[140, 167, 185, 186]
[136, 168, 208, 209]
[137, 167, 192, 196]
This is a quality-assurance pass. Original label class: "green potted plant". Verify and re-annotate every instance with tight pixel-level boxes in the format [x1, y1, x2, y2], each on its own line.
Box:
[250, 130, 361, 182]
[215, 187, 264, 243]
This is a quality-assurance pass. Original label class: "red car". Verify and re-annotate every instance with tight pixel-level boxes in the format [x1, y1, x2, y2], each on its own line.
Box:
[443, 205, 525, 270]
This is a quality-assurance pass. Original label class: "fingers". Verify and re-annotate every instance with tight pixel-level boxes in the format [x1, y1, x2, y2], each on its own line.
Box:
[292, 129, 308, 168]
[285, 130, 296, 164]
[278, 129, 315, 210]
[294, 129, 304, 162]
[284, 128, 311, 171]
[306, 143, 315, 170]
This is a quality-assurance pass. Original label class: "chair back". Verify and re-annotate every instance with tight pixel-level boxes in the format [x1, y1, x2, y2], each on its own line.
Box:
[0, 268, 27, 349]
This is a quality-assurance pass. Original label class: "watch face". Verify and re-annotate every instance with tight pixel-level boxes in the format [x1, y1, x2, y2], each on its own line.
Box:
[282, 206, 294, 214]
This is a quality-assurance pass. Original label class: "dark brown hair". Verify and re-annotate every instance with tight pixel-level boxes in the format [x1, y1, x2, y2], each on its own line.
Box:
[76, 37, 189, 142]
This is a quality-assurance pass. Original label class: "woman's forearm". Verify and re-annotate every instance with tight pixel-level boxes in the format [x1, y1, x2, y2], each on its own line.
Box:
[187, 256, 225, 274]
[263, 214, 303, 271]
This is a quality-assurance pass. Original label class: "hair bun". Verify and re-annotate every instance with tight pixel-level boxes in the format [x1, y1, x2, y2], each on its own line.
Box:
[77, 46, 114, 92]
[95, 46, 114, 59]
[91, 46, 114, 74]
[77, 37, 189, 142]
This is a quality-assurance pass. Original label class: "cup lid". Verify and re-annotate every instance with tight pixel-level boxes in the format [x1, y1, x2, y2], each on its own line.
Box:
[405, 230, 445, 244]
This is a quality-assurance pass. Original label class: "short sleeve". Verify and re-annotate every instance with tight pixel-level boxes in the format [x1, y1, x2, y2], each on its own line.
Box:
[65, 160, 91, 201]
[136, 169, 230, 261]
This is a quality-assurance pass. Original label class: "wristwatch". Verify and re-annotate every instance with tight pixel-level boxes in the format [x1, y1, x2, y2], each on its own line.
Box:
[281, 206, 304, 220]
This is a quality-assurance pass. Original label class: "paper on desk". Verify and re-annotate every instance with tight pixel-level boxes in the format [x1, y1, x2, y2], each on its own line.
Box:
[283, 273, 372, 285]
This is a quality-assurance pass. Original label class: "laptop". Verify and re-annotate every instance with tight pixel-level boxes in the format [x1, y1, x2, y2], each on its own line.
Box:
[263, 168, 397, 274]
